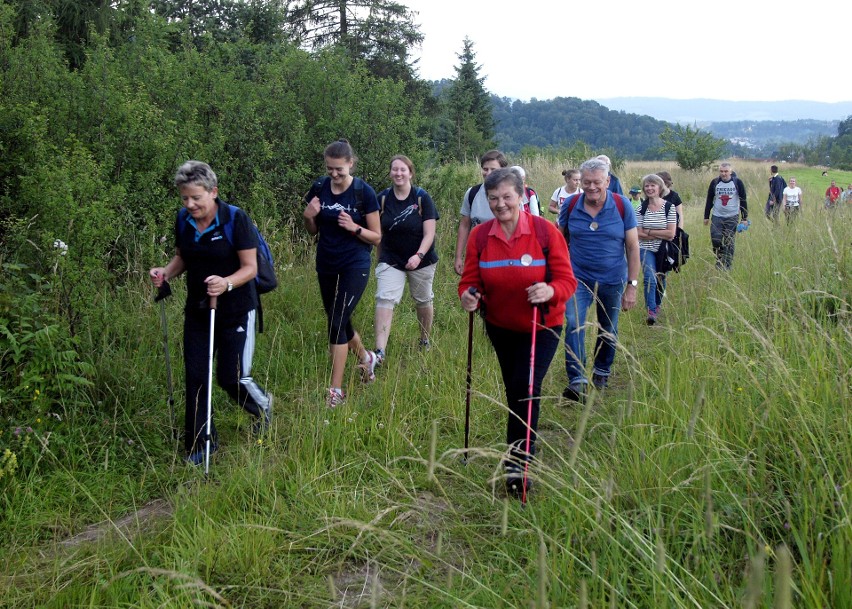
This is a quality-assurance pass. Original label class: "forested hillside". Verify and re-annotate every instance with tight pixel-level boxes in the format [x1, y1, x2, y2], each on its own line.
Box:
[492, 95, 669, 156]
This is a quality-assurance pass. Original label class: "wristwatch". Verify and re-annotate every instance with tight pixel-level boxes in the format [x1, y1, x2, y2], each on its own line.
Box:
[354, 227, 363, 236]
[226, 280, 234, 292]
[627, 279, 638, 287]
[416, 252, 425, 259]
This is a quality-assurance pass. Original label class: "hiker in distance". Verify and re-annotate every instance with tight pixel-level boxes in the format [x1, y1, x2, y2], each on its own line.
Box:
[454, 149, 510, 275]
[766, 164, 787, 224]
[459, 167, 577, 498]
[303, 139, 381, 408]
[558, 157, 639, 402]
[149, 160, 273, 466]
[703, 161, 748, 270]
[372, 155, 440, 365]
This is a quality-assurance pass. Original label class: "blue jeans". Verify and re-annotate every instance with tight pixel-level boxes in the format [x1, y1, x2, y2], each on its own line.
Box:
[564, 280, 624, 385]
[640, 248, 659, 312]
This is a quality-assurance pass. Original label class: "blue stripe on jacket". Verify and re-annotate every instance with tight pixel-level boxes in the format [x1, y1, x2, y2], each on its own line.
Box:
[480, 258, 546, 269]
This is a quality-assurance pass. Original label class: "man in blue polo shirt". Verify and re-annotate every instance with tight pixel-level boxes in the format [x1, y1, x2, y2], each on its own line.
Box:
[559, 157, 640, 402]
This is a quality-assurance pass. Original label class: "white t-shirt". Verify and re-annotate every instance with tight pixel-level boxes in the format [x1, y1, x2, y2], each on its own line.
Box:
[460, 184, 494, 227]
[550, 186, 582, 211]
[783, 186, 802, 207]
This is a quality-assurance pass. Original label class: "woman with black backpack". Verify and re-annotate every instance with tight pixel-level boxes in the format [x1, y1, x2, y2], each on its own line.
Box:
[635, 174, 677, 326]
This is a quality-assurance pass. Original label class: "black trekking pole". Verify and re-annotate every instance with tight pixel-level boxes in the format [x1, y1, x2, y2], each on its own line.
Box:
[204, 295, 218, 478]
[463, 287, 477, 464]
[154, 280, 177, 439]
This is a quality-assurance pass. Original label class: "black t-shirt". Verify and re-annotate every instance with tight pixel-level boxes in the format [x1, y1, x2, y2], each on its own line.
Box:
[663, 189, 683, 207]
[175, 199, 259, 319]
[377, 186, 440, 269]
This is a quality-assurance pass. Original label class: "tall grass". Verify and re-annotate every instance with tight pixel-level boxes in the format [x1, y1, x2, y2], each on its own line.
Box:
[1, 160, 850, 608]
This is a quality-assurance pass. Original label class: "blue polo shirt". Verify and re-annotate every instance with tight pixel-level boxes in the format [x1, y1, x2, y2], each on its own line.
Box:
[559, 192, 636, 285]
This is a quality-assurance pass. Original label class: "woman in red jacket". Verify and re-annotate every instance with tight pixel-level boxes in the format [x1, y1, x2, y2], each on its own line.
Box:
[459, 168, 577, 498]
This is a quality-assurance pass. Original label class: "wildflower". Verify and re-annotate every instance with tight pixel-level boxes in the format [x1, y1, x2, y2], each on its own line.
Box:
[13, 427, 22, 436]
[378, 423, 385, 429]
[126, 439, 134, 446]
[256, 439, 263, 445]
[737, 387, 743, 392]
[26, 427, 33, 433]
[36, 418, 41, 424]
[347, 417, 353, 423]
[53, 239, 68, 255]
[323, 420, 330, 426]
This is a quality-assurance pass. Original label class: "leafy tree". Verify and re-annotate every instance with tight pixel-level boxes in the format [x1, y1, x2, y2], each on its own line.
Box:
[286, 0, 422, 80]
[442, 37, 494, 162]
[658, 124, 727, 171]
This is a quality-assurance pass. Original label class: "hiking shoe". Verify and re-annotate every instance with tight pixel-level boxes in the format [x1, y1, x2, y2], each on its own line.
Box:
[646, 308, 658, 325]
[505, 466, 533, 499]
[592, 373, 608, 391]
[252, 393, 273, 435]
[326, 387, 345, 408]
[419, 338, 431, 351]
[359, 350, 377, 383]
[186, 442, 218, 466]
[374, 348, 386, 368]
[562, 383, 586, 403]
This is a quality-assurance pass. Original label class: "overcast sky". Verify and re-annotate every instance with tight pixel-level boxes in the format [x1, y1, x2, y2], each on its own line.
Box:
[404, 0, 849, 104]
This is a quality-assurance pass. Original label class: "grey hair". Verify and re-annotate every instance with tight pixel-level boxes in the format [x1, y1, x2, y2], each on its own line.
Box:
[174, 160, 218, 191]
[580, 157, 610, 176]
[509, 165, 526, 180]
[484, 167, 524, 196]
[642, 173, 670, 197]
[595, 154, 612, 170]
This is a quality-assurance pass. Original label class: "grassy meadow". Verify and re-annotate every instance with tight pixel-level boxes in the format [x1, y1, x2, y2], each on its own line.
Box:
[1, 159, 851, 608]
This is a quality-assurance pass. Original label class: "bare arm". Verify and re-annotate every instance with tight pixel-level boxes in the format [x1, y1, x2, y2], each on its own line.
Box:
[454, 215, 472, 276]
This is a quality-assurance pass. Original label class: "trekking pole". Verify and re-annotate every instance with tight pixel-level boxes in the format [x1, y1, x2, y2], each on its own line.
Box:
[205, 295, 217, 477]
[154, 280, 176, 439]
[522, 304, 540, 506]
[463, 287, 477, 464]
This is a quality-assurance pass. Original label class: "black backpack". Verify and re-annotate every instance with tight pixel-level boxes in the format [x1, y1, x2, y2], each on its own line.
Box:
[638, 199, 689, 273]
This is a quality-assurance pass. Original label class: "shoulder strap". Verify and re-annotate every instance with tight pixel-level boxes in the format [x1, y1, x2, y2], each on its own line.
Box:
[222, 202, 239, 246]
[380, 193, 386, 215]
[468, 183, 482, 206]
[474, 219, 495, 258]
[562, 193, 583, 241]
[414, 186, 423, 216]
[530, 215, 551, 283]
[611, 193, 626, 218]
[639, 199, 649, 216]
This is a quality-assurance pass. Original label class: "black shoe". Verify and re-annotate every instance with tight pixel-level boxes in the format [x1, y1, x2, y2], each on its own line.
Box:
[592, 374, 608, 391]
[562, 383, 586, 402]
[506, 470, 533, 499]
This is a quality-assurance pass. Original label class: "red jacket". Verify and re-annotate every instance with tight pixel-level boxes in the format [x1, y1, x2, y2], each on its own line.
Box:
[459, 213, 577, 332]
[826, 186, 841, 202]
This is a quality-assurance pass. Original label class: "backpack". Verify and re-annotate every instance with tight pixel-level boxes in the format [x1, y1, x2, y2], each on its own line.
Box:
[561, 192, 627, 244]
[637, 199, 689, 273]
[178, 201, 277, 330]
[522, 186, 538, 214]
[473, 214, 555, 314]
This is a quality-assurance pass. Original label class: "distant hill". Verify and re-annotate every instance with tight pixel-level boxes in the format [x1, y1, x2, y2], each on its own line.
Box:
[596, 98, 852, 124]
[491, 95, 843, 155]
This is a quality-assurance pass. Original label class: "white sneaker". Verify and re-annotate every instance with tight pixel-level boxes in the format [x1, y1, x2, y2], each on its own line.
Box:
[359, 350, 377, 383]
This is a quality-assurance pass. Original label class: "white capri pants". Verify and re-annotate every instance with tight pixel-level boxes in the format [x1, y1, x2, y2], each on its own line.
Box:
[375, 262, 437, 309]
